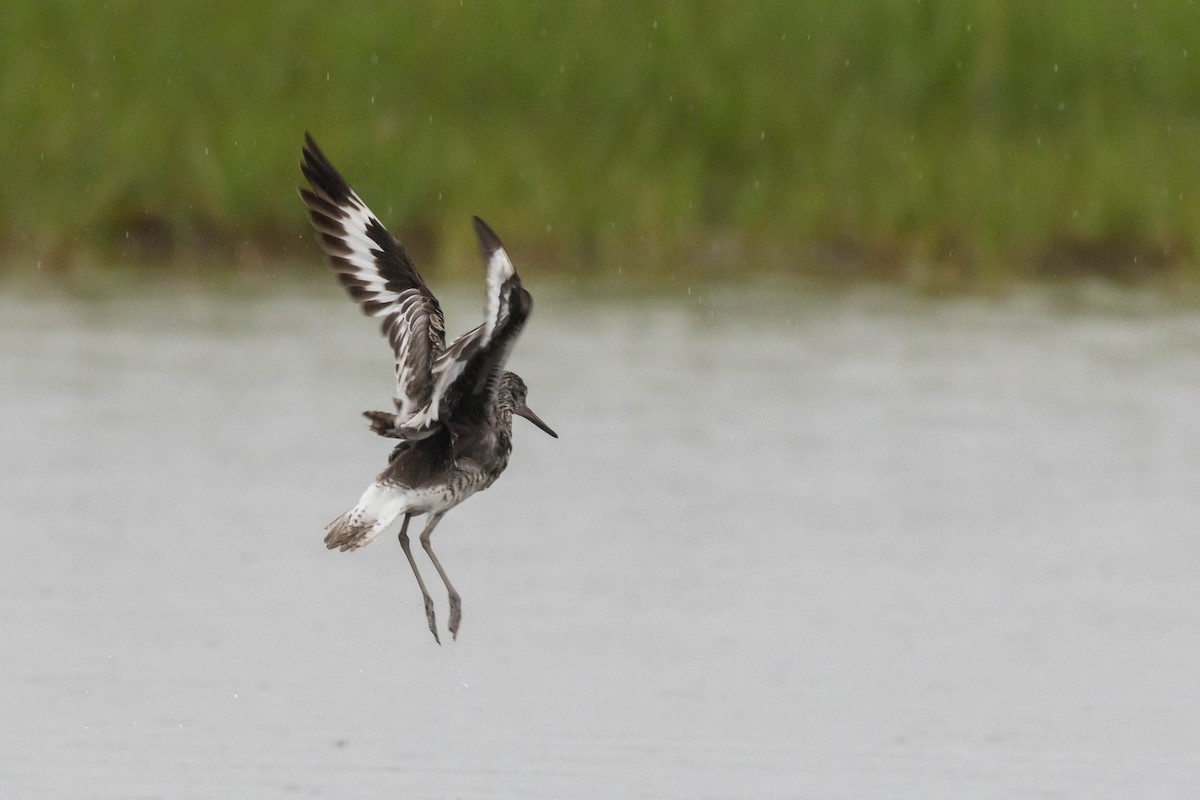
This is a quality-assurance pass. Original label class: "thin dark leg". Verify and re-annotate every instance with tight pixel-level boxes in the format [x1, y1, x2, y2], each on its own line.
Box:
[397, 513, 440, 644]
[419, 512, 461, 640]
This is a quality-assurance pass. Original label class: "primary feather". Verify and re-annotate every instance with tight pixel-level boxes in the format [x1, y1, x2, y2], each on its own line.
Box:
[300, 133, 446, 422]
[299, 134, 536, 441]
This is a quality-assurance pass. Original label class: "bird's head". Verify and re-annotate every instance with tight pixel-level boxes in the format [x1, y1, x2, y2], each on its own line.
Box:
[500, 372, 557, 438]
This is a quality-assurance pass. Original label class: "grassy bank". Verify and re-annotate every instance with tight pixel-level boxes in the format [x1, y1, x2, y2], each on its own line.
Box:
[4, 1, 1200, 283]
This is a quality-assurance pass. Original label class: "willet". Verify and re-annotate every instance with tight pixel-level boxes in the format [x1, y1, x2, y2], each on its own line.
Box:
[299, 133, 557, 643]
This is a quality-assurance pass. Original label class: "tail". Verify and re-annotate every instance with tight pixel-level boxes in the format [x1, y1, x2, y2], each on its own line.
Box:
[324, 482, 407, 552]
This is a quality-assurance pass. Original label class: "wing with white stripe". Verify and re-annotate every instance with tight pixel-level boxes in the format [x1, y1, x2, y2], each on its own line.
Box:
[299, 133, 446, 420]
[475, 216, 518, 343]
[390, 217, 529, 438]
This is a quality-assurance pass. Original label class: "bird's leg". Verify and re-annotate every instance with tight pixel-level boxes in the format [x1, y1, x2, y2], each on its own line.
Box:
[419, 512, 462, 640]
[397, 513, 440, 644]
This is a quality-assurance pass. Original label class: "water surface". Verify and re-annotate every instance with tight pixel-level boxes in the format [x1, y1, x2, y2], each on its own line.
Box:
[2, 280, 1198, 797]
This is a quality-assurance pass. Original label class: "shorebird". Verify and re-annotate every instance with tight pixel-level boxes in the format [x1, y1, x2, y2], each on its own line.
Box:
[299, 133, 557, 643]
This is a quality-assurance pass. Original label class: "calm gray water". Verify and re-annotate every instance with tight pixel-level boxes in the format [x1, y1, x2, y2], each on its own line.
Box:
[2, 280, 1199, 798]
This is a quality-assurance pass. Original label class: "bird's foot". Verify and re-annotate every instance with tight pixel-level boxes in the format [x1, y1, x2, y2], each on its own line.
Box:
[422, 596, 441, 645]
[448, 593, 462, 641]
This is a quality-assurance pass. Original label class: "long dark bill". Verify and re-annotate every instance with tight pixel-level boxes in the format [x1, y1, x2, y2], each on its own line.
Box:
[517, 406, 558, 438]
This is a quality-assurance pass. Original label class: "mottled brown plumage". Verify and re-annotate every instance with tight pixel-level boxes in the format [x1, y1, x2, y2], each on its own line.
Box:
[300, 134, 557, 643]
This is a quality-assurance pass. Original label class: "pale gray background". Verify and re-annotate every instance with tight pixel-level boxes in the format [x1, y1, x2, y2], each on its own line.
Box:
[2, 282, 1198, 797]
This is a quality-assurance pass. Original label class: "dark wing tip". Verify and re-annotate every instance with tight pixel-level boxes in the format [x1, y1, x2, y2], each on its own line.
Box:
[300, 131, 324, 170]
[472, 216, 505, 257]
[300, 132, 353, 205]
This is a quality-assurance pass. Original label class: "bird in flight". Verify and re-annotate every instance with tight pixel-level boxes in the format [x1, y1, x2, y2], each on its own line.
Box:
[299, 133, 557, 643]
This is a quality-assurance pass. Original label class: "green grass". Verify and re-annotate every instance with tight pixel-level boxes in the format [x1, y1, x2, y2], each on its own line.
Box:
[4, 1, 1200, 283]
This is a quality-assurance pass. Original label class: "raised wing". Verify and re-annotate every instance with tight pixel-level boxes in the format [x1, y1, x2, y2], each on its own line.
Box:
[392, 217, 531, 438]
[476, 216, 519, 343]
[299, 133, 446, 421]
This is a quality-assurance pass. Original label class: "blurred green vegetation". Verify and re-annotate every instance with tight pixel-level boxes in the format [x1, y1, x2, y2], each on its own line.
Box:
[3, 1, 1200, 283]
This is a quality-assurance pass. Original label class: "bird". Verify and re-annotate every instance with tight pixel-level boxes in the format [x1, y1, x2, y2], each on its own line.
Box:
[298, 133, 557, 643]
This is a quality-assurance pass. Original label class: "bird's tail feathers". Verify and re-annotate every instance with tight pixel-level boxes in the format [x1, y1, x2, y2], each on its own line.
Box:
[324, 482, 406, 552]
